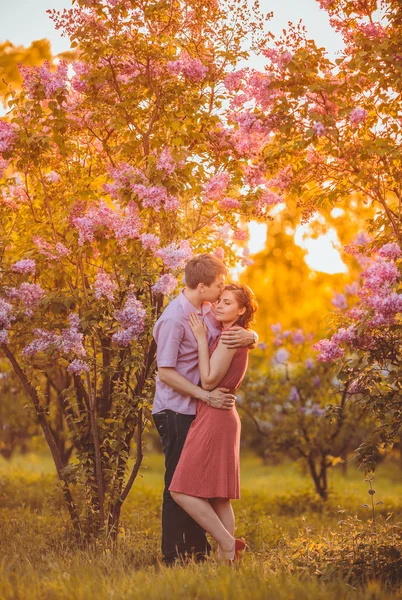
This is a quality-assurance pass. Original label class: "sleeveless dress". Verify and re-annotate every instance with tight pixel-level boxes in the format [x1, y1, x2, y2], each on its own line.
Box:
[169, 337, 249, 500]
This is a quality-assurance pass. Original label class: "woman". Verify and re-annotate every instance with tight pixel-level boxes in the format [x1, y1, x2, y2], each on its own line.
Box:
[169, 283, 258, 561]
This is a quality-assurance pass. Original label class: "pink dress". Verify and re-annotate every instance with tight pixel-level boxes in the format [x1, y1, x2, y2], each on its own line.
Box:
[169, 337, 249, 499]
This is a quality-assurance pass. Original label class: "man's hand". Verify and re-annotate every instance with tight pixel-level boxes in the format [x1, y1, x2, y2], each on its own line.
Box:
[208, 388, 236, 410]
[220, 326, 255, 349]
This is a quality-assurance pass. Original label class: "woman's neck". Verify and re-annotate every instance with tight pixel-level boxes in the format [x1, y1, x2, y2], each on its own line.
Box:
[221, 319, 238, 331]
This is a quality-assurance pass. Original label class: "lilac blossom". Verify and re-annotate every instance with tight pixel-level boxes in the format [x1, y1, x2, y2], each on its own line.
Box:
[349, 108, 368, 126]
[11, 259, 36, 275]
[377, 243, 401, 261]
[292, 329, 305, 345]
[112, 294, 146, 346]
[274, 348, 290, 364]
[95, 269, 118, 301]
[155, 240, 193, 271]
[289, 386, 300, 402]
[152, 274, 178, 295]
[312, 339, 344, 362]
[313, 122, 326, 136]
[67, 359, 90, 375]
[140, 233, 160, 252]
[331, 292, 347, 310]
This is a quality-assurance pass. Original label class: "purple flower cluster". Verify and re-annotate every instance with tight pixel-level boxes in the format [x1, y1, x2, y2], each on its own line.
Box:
[313, 122, 326, 136]
[67, 359, 89, 375]
[331, 292, 347, 310]
[0, 121, 17, 154]
[33, 236, 70, 260]
[167, 54, 207, 82]
[6, 283, 44, 316]
[155, 240, 193, 271]
[140, 233, 160, 252]
[112, 294, 146, 346]
[131, 184, 179, 212]
[11, 259, 36, 275]
[95, 269, 118, 301]
[71, 200, 142, 245]
[152, 274, 178, 295]
[103, 162, 141, 200]
[349, 107, 368, 126]
[0, 298, 13, 344]
[202, 172, 231, 202]
[23, 313, 86, 357]
[157, 148, 176, 175]
[218, 198, 242, 210]
[314, 241, 402, 361]
[20, 60, 68, 99]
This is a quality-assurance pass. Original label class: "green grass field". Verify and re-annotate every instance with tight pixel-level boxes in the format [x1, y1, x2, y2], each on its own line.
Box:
[1, 451, 402, 599]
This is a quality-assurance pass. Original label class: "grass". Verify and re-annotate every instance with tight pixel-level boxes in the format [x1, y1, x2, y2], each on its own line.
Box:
[1, 451, 402, 599]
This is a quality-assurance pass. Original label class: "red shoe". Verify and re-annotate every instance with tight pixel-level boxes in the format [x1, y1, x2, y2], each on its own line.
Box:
[234, 538, 247, 560]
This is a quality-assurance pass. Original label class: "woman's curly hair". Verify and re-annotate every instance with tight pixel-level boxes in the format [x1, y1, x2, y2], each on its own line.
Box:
[224, 283, 258, 329]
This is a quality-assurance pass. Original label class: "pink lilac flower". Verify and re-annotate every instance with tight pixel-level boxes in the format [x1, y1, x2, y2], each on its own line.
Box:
[6, 283, 44, 314]
[140, 233, 160, 252]
[362, 259, 399, 291]
[164, 195, 180, 211]
[103, 162, 140, 200]
[274, 348, 289, 363]
[33, 236, 70, 259]
[259, 189, 284, 206]
[11, 259, 36, 275]
[311, 403, 325, 417]
[305, 357, 314, 369]
[0, 329, 8, 344]
[349, 107, 368, 126]
[263, 48, 293, 69]
[95, 269, 118, 301]
[157, 148, 176, 175]
[60, 314, 86, 356]
[67, 359, 90, 375]
[224, 69, 246, 92]
[240, 247, 254, 267]
[289, 386, 300, 402]
[202, 172, 231, 202]
[155, 240, 193, 270]
[131, 184, 177, 212]
[271, 323, 282, 334]
[331, 292, 347, 310]
[357, 23, 387, 39]
[266, 167, 293, 192]
[313, 122, 326, 136]
[167, 54, 207, 82]
[332, 325, 357, 345]
[23, 329, 60, 356]
[366, 293, 402, 324]
[113, 202, 142, 241]
[0, 158, 9, 177]
[233, 228, 248, 241]
[71, 60, 91, 93]
[292, 329, 305, 345]
[47, 171, 61, 183]
[0, 298, 13, 331]
[213, 247, 225, 259]
[218, 198, 242, 210]
[313, 376, 321, 388]
[216, 224, 230, 242]
[112, 293, 146, 346]
[152, 274, 178, 295]
[312, 339, 344, 362]
[378, 243, 401, 261]
[20, 60, 68, 98]
[0, 121, 17, 154]
[345, 281, 359, 295]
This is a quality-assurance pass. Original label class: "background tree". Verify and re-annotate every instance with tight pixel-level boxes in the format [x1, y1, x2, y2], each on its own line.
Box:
[0, 0, 267, 540]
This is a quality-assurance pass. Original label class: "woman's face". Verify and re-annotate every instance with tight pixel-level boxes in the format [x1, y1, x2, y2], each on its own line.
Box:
[215, 290, 245, 323]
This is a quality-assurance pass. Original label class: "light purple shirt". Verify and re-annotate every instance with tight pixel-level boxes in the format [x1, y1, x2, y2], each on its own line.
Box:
[152, 289, 222, 415]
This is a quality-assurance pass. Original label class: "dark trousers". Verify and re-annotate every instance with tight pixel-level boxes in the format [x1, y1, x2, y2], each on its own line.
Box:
[153, 409, 211, 565]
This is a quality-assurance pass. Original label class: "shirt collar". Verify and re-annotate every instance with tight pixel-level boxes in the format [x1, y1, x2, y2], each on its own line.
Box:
[179, 288, 212, 317]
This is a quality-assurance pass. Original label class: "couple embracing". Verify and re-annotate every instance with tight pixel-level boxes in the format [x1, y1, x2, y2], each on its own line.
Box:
[152, 254, 258, 565]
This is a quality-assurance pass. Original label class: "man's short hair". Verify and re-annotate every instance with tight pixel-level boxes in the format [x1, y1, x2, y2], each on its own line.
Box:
[184, 254, 227, 289]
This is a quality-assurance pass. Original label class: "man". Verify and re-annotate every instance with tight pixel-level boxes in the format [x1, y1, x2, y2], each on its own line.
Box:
[152, 254, 256, 566]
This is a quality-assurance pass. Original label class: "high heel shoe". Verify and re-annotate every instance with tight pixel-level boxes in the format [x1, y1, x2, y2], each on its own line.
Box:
[234, 538, 247, 560]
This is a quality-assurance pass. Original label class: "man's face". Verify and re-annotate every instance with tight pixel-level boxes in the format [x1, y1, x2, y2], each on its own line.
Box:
[201, 274, 225, 302]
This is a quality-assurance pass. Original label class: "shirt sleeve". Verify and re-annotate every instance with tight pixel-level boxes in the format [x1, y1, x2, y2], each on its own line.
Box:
[154, 319, 185, 368]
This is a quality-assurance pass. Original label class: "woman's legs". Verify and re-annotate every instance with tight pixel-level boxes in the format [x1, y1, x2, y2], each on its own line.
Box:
[209, 498, 235, 536]
[170, 491, 235, 557]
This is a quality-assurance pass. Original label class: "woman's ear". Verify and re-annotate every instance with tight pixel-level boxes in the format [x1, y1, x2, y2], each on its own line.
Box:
[238, 306, 246, 316]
